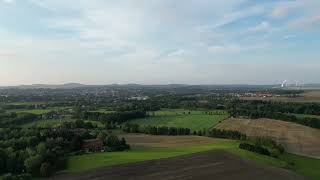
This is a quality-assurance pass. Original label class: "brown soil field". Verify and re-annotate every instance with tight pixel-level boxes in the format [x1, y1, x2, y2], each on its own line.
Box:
[53, 150, 302, 180]
[241, 90, 320, 102]
[215, 118, 320, 158]
[303, 90, 320, 100]
[120, 134, 232, 148]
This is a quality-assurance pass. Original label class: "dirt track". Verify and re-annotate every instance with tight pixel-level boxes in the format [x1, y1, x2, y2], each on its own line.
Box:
[215, 118, 320, 158]
[52, 151, 303, 180]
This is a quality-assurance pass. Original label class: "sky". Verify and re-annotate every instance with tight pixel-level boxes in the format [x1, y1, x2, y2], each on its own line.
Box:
[0, 0, 320, 85]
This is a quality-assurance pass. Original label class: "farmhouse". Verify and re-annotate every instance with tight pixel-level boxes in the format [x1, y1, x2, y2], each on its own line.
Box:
[82, 139, 104, 152]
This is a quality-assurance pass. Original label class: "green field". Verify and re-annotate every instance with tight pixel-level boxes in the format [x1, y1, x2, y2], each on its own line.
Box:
[67, 141, 320, 179]
[294, 114, 320, 119]
[129, 109, 229, 131]
[281, 153, 320, 180]
[67, 141, 285, 172]
[7, 107, 70, 115]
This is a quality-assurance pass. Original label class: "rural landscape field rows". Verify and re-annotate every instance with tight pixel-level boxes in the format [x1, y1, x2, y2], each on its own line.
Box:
[215, 118, 320, 158]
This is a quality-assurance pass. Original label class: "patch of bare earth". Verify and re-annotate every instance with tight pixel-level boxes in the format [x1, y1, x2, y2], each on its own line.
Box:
[215, 118, 320, 158]
[120, 134, 232, 148]
[241, 90, 320, 102]
[53, 150, 303, 180]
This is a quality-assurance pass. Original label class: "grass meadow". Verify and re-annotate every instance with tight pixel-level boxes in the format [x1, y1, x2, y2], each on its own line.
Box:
[129, 109, 229, 131]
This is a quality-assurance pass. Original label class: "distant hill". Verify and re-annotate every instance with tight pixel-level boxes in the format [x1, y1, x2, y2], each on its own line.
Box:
[0, 83, 319, 90]
[16, 83, 87, 89]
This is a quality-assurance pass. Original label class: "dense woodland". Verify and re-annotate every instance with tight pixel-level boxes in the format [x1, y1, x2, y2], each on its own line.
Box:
[0, 126, 129, 179]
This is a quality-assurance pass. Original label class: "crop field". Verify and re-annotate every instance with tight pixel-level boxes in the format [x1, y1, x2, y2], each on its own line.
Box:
[61, 134, 320, 180]
[65, 136, 286, 173]
[129, 109, 229, 131]
[241, 90, 320, 103]
[57, 151, 302, 180]
[215, 118, 320, 158]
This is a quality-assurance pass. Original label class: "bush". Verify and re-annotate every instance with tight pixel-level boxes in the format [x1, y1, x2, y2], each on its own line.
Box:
[24, 155, 43, 177]
[208, 129, 247, 140]
[0, 173, 32, 180]
[239, 143, 270, 156]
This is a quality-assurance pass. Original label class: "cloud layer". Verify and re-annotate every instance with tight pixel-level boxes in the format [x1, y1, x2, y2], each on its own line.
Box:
[0, 0, 319, 85]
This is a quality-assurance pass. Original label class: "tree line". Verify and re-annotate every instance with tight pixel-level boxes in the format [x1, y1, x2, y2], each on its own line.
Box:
[229, 100, 320, 115]
[122, 123, 191, 135]
[0, 127, 129, 179]
[207, 128, 247, 140]
[0, 112, 39, 127]
[239, 138, 285, 158]
[122, 123, 247, 140]
[231, 109, 320, 129]
[73, 110, 147, 124]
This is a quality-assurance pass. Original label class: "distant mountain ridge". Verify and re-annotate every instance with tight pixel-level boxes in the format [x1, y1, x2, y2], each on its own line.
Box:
[0, 83, 320, 90]
[3, 83, 87, 89]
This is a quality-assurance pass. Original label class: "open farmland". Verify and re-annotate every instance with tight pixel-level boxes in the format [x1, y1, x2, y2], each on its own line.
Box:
[55, 150, 302, 180]
[241, 90, 320, 103]
[7, 107, 70, 114]
[215, 118, 320, 158]
[129, 109, 229, 131]
[120, 134, 232, 148]
[64, 135, 291, 172]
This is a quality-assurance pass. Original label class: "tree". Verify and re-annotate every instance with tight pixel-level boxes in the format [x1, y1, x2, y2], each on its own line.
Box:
[0, 148, 7, 174]
[24, 155, 43, 176]
[36, 143, 46, 155]
[106, 135, 120, 147]
[71, 135, 82, 151]
[97, 132, 106, 144]
[120, 138, 127, 146]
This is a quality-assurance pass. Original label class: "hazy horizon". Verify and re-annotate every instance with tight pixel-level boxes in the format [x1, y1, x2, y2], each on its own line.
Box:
[1, 0, 320, 86]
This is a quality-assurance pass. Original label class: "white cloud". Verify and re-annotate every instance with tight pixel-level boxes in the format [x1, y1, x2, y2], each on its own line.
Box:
[270, 2, 298, 19]
[283, 35, 296, 39]
[289, 15, 320, 29]
[0, 0, 319, 85]
[208, 44, 243, 54]
[167, 49, 186, 57]
[2, 0, 14, 3]
[248, 21, 270, 33]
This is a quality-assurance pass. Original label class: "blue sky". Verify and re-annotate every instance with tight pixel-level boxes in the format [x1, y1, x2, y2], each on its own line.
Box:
[0, 0, 319, 85]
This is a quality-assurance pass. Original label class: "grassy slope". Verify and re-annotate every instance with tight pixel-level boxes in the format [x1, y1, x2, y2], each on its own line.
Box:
[281, 154, 320, 180]
[130, 109, 229, 131]
[67, 140, 320, 179]
[67, 141, 286, 172]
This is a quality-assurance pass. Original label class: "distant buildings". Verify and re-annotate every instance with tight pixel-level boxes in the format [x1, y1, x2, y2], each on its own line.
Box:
[128, 96, 149, 101]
